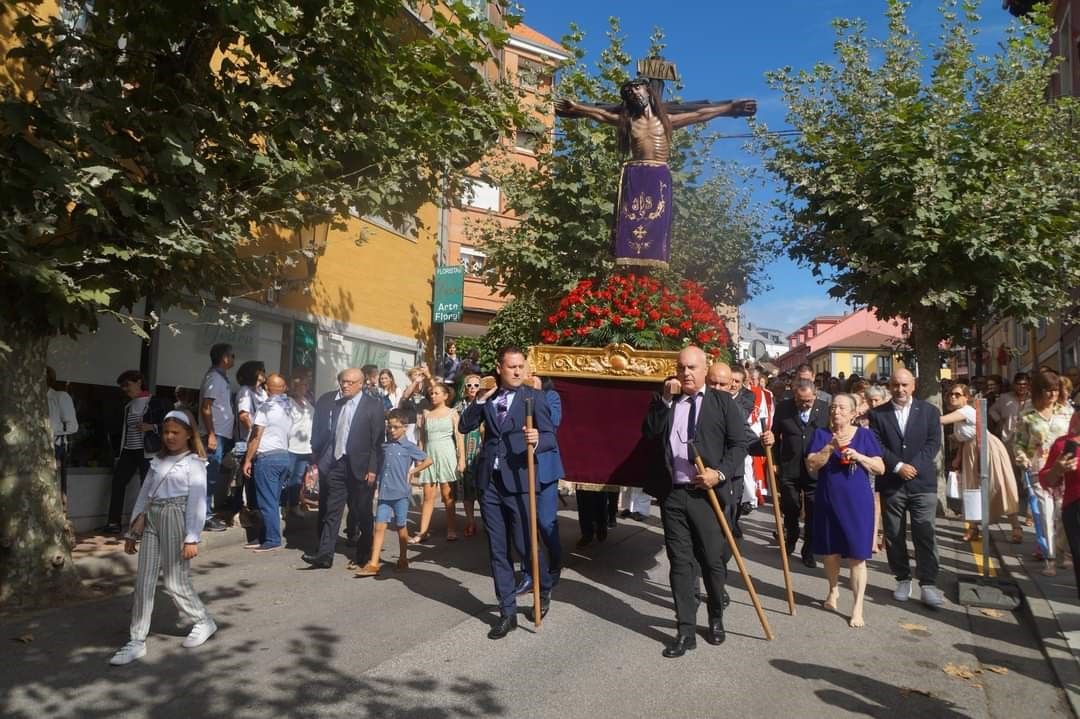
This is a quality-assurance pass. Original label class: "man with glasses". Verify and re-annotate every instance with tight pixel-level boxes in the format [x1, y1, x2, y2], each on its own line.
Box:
[303, 367, 386, 569]
[199, 343, 235, 532]
[991, 372, 1033, 515]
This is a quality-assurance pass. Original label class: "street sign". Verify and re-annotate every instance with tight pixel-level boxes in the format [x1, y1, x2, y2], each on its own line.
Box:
[432, 265, 465, 324]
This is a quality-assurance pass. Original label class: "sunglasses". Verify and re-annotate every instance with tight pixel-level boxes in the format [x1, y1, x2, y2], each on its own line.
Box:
[464, 383, 480, 388]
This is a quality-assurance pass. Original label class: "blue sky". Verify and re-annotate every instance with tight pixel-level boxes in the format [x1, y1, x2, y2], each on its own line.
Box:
[520, 0, 1014, 335]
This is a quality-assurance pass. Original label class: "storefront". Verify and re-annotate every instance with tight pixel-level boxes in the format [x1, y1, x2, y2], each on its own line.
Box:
[50, 299, 421, 531]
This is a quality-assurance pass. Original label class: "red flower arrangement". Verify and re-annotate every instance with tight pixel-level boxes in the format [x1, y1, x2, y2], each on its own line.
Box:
[539, 273, 732, 360]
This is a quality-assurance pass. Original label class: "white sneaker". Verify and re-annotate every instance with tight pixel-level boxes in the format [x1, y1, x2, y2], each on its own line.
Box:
[921, 585, 945, 608]
[182, 618, 217, 648]
[893, 579, 912, 602]
[109, 640, 146, 666]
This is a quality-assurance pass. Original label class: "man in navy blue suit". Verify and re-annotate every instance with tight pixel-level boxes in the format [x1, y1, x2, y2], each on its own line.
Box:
[869, 368, 945, 608]
[460, 346, 558, 639]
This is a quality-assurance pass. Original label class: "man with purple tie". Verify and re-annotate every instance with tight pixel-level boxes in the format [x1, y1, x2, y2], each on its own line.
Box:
[642, 346, 748, 657]
[459, 346, 558, 639]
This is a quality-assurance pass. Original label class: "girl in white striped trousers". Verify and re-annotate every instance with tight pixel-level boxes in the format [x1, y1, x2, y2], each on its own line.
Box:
[110, 409, 217, 666]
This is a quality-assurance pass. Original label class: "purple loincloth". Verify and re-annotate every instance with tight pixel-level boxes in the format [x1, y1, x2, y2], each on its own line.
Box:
[613, 160, 673, 269]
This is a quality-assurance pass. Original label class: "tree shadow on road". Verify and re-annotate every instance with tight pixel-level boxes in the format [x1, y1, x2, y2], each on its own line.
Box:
[0, 578, 507, 719]
[770, 659, 972, 719]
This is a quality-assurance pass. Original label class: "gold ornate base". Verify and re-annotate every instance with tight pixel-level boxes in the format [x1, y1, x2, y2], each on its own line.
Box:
[528, 343, 679, 383]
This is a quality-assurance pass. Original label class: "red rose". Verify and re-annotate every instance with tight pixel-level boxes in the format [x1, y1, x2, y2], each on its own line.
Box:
[612, 316, 623, 326]
[635, 318, 646, 330]
[648, 309, 661, 321]
[680, 321, 692, 331]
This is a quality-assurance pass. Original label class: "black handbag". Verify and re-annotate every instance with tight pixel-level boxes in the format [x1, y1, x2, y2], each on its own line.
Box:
[141, 398, 163, 453]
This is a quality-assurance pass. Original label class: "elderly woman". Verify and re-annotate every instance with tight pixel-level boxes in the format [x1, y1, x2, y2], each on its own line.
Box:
[940, 382, 1022, 543]
[806, 393, 885, 628]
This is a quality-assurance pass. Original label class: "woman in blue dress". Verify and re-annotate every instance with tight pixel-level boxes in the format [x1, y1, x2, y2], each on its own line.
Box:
[805, 393, 884, 628]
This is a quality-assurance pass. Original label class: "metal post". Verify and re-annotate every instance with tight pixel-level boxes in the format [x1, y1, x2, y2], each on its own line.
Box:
[977, 397, 990, 577]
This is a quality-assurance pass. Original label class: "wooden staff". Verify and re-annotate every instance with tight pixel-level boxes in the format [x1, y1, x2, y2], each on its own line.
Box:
[762, 421, 796, 616]
[525, 397, 542, 628]
[691, 441, 773, 641]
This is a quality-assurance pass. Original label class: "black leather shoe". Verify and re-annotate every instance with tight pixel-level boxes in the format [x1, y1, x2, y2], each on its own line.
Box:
[596, 525, 608, 542]
[619, 509, 632, 519]
[301, 552, 333, 569]
[630, 511, 648, 522]
[705, 616, 726, 645]
[802, 550, 817, 569]
[662, 633, 697, 658]
[203, 518, 228, 532]
[487, 614, 518, 639]
[576, 535, 593, 548]
[524, 596, 550, 623]
[722, 589, 731, 609]
[514, 574, 533, 596]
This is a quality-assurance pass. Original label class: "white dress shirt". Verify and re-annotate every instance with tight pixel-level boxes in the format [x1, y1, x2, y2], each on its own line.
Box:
[892, 400, 913, 473]
[334, 394, 360, 459]
[47, 388, 77, 440]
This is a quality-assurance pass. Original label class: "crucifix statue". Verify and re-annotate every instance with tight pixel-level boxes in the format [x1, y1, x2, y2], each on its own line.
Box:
[555, 57, 756, 269]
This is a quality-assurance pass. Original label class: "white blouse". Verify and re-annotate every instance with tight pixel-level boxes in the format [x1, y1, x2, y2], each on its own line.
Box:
[953, 405, 977, 443]
[130, 452, 208, 544]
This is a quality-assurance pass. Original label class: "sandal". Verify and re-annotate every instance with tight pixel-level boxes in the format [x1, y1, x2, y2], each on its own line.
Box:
[407, 532, 430, 545]
[446, 533, 458, 542]
[962, 528, 981, 542]
[463, 523, 476, 538]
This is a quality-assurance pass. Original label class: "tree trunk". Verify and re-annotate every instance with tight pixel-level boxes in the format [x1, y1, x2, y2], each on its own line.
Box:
[0, 319, 80, 606]
[910, 319, 948, 515]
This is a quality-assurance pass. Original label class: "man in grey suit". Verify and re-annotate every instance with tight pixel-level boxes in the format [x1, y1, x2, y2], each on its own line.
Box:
[868, 368, 944, 608]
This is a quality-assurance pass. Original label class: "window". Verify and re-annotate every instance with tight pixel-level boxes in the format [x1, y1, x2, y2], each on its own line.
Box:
[459, 246, 487, 276]
[851, 354, 865, 375]
[460, 0, 487, 20]
[1057, 11, 1073, 97]
[1016, 321, 1029, 350]
[461, 178, 500, 212]
[352, 207, 418, 241]
[1038, 317, 1048, 340]
[514, 130, 540, 153]
[878, 354, 892, 377]
[517, 58, 547, 90]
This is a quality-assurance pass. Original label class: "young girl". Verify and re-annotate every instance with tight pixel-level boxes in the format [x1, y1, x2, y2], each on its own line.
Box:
[110, 409, 217, 666]
[454, 375, 484, 538]
[411, 382, 465, 543]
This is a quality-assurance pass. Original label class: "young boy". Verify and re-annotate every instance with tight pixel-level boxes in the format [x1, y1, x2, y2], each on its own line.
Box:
[355, 409, 431, 576]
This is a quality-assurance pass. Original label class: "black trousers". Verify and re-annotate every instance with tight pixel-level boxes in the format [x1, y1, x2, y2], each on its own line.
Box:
[881, 488, 939, 586]
[108, 448, 150, 525]
[576, 489, 612, 539]
[661, 486, 729, 633]
[1063, 502, 1080, 601]
[316, 459, 375, 564]
[777, 473, 816, 551]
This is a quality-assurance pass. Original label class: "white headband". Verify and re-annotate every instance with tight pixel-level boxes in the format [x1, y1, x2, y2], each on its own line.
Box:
[163, 410, 192, 427]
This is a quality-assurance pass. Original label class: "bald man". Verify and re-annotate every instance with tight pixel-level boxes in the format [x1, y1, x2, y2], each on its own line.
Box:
[642, 347, 747, 657]
[868, 368, 944, 608]
[242, 373, 295, 551]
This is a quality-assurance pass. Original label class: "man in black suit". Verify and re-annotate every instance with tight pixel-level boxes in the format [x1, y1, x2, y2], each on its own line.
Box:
[302, 367, 386, 569]
[868, 368, 944, 608]
[761, 379, 828, 567]
[459, 346, 558, 639]
[642, 346, 747, 658]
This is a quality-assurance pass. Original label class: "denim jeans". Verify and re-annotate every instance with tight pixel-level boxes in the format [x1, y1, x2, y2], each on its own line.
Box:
[284, 452, 310, 507]
[203, 436, 234, 519]
[254, 451, 291, 547]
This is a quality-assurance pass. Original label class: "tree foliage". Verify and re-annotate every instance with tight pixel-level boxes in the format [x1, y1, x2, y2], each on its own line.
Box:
[1, 0, 523, 339]
[0, 0, 523, 605]
[754, 0, 1080, 384]
[472, 18, 766, 309]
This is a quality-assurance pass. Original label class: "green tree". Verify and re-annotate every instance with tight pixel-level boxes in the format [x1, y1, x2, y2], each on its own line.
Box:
[472, 18, 766, 310]
[0, 0, 522, 604]
[754, 0, 1080, 396]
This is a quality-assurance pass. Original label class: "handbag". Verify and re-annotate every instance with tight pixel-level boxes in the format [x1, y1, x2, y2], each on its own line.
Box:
[300, 465, 320, 511]
[946, 471, 961, 500]
[141, 398, 163, 454]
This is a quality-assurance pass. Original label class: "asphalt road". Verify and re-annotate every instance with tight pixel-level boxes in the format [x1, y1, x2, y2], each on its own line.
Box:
[0, 504, 1070, 718]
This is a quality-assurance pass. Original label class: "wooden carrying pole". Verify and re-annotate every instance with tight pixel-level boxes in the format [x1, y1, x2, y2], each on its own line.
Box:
[525, 398, 542, 628]
[762, 429, 797, 615]
[691, 445, 773, 641]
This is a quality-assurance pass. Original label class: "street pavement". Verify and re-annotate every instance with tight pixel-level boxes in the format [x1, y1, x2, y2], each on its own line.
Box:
[0, 502, 1071, 718]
